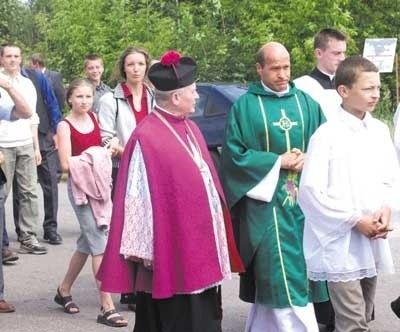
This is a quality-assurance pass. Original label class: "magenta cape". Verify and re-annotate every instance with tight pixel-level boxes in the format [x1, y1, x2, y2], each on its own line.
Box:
[97, 109, 243, 299]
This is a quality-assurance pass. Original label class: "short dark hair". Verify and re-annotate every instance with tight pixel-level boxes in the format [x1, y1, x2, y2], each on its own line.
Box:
[314, 28, 347, 50]
[335, 56, 378, 89]
[0, 43, 20, 56]
[66, 78, 95, 108]
[84, 54, 103, 68]
[29, 53, 45, 67]
[118, 46, 150, 79]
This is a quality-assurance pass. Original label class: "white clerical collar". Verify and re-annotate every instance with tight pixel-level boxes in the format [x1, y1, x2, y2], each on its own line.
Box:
[155, 104, 186, 119]
[260, 80, 289, 97]
[318, 68, 335, 81]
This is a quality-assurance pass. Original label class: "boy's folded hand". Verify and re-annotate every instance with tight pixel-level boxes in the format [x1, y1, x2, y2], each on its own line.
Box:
[355, 215, 380, 238]
[371, 206, 392, 239]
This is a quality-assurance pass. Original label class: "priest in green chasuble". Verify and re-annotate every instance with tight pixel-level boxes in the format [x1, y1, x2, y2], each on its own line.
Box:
[220, 42, 328, 331]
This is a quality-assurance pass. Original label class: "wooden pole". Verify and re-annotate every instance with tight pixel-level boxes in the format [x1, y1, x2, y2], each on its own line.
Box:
[396, 52, 399, 106]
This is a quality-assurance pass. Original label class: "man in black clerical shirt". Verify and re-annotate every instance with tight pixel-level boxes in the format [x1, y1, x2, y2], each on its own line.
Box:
[294, 28, 347, 120]
[295, 28, 348, 331]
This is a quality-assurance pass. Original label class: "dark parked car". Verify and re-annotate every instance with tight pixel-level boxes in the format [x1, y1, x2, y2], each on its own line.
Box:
[189, 83, 247, 167]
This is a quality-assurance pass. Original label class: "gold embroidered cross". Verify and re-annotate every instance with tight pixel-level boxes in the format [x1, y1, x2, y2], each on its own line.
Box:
[273, 109, 297, 151]
[273, 109, 298, 131]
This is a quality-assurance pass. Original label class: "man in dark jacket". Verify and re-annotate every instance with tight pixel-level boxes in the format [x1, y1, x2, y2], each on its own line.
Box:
[28, 53, 65, 111]
[9, 68, 63, 246]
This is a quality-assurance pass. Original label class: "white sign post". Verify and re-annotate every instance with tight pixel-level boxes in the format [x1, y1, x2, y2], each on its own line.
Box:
[363, 38, 397, 73]
[363, 38, 398, 104]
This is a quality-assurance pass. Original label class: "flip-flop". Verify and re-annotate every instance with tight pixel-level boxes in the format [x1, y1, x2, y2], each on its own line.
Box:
[54, 287, 80, 314]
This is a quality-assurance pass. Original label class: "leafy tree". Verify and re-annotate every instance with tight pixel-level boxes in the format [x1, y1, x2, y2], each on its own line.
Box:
[4, 0, 400, 122]
[0, 0, 34, 47]
[32, 0, 177, 83]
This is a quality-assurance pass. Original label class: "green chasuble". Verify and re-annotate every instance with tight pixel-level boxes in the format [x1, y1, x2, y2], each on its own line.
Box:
[220, 81, 328, 308]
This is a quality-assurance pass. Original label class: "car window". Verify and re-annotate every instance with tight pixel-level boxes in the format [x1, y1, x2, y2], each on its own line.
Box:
[194, 92, 207, 116]
[205, 93, 227, 117]
[216, 85, 247, 102]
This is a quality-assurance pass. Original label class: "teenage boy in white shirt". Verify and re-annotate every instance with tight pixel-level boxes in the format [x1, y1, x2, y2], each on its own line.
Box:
[299, 56, 400, 332]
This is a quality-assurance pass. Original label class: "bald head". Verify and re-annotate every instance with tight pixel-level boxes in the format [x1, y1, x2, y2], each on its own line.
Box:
[256, 42, 291, 92]
[256, 42, 290, 68]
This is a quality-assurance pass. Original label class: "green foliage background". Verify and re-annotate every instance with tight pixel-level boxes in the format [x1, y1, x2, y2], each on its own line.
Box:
[2, 0, 400, 121]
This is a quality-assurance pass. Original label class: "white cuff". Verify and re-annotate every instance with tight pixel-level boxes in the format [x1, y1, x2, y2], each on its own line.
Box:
[247, 157, 281, 202]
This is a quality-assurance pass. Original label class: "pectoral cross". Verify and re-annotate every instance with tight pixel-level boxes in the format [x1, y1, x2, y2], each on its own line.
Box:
[273, 109, 298, 151]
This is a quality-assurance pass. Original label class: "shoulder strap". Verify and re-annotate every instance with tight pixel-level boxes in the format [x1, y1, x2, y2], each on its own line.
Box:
[62, 118, 73, 130]
[115, 97, 119, 119]
[145, 84, 155, 108]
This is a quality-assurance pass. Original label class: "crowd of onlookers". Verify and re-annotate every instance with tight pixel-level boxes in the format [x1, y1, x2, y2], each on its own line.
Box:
[0, 45, 150, 327]
[1, 26, 400, 332]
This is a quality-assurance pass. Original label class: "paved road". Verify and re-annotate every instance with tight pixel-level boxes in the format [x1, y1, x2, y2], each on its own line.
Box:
[1, 182, 400, 331]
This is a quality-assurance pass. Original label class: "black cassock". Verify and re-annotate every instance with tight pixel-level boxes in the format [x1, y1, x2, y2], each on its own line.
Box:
[134, 287, 222, 332]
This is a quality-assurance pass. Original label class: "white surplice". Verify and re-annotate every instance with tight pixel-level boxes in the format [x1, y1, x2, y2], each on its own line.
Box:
[245, 303, 319, 332]
[294, 74, 342, 121]
[299, 108, 399, 282]
[393, 104, 400, 161]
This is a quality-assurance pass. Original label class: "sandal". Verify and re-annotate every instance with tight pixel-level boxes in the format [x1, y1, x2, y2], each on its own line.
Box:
[97, 308, 128, 328]
[54, 287, 80, 314]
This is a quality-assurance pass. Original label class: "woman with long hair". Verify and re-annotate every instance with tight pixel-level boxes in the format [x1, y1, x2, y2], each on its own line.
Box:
[97, 46, 154, 309]
[98, 46, 154, 191]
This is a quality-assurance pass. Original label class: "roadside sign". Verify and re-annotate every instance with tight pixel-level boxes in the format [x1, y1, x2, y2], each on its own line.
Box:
[363, 38, 397, 73]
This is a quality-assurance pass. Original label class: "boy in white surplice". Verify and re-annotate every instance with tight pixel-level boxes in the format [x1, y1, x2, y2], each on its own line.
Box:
[299, 56, 400, 332]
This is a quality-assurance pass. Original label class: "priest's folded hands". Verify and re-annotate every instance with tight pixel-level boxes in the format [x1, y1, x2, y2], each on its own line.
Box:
[280, 148, 305, 172]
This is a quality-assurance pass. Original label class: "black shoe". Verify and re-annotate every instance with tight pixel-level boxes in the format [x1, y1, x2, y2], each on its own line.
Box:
[44, 232, 63, 245]
[120, 293, 136, 304]
[391, 297, 400, 318]
[2, 248, 19, 264]
[326, 323, 335, 331]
